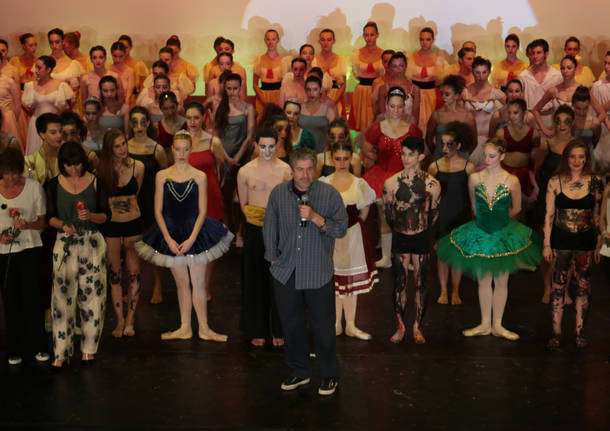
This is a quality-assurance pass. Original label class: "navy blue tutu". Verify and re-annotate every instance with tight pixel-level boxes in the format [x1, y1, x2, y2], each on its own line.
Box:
[135, 178, 233, 267]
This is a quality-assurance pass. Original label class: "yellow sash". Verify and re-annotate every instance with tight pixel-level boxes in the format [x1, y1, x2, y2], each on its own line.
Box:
[244, 205, 266, 227]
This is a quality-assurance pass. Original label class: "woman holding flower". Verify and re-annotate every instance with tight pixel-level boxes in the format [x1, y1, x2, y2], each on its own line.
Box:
[0, 147, 49, 366]
[46, 141, 109, 367]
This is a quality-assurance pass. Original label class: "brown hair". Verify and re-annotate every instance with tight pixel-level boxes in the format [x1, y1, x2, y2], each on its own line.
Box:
[97, 128, 128, 194]
[556, 139, 592, 180]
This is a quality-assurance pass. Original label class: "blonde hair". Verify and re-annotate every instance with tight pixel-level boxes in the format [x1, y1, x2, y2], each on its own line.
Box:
[173, 130, 192, 145]
[485, 137, 507, 154]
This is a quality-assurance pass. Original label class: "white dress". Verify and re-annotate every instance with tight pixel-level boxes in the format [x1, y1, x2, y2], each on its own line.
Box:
[319, 175, 378, 296]
[22, 81, 73, 155]
[591, 79, 610, 172]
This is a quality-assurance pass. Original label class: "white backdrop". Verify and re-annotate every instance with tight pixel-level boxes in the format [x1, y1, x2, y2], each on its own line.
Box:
[2, 0, 609, 94]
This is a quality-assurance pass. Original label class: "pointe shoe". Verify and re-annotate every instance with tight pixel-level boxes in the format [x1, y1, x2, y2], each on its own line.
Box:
[375, 255, 392, 269]
[123, 325, 135, 337]
[199, 330, 228, 343]
[345, 326, 372, 341]
[462, 326, 492, 337]
[437, 293, 449, 304]
[161, 328, 193, 340]
[335, 324, 343, 336]
[491, 326, 519, 341]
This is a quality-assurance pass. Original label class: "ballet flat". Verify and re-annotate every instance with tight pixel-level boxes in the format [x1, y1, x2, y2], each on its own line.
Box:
[491, 327, 520, 341]
[462, 327, 492, 337]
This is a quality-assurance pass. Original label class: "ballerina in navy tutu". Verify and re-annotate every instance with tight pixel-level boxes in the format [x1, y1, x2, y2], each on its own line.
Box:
[136, 130, 233, 342]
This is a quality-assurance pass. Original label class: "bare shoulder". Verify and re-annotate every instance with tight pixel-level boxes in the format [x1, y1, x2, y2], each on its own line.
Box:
[193, 167, 207, 184]
[133, 158, 145, 172]
[506, 173, 520, 189]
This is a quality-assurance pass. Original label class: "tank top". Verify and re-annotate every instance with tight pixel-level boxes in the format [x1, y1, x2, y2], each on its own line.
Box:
[57, 178, 98, 232]
[435, 159, 470, 237]
[220, 103, 248, 159]
[504, 126, 534, 153]
[551, 177, 596, 250]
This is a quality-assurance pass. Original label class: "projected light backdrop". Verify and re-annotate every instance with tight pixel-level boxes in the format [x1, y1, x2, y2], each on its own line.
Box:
[2, 0, 608, 96]
[242, 0, 537, 52]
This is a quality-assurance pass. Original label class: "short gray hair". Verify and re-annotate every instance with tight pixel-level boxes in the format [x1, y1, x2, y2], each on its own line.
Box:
[289, 147, 317, 169]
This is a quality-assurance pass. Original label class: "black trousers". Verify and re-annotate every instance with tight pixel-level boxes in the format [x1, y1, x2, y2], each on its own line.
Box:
[273, 272, 339, 380]
[0, 247, 47, 357]
[240, 223, 282, 338]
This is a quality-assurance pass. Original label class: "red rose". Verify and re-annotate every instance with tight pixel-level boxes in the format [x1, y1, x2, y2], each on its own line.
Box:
[8, 208, 20, 218]
[75, 201, 85, 211]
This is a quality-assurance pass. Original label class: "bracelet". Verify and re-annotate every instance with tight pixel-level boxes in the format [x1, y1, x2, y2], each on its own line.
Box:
[320, 218, 327, 229]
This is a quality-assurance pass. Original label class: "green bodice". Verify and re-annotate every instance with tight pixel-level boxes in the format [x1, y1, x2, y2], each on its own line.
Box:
[474, 183, 511, 233]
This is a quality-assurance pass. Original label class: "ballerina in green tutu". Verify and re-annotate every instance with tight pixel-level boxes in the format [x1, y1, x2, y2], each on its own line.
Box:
[436, 137, 542, 340]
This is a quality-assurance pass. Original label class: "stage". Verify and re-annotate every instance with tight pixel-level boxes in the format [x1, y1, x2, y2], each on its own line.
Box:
[1, 243, 609, 430]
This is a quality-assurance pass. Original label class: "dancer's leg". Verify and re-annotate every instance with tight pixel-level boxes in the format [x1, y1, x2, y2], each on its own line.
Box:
[463, 273, 492, 336]
[123, 235, 141, 336]
[344, 295, 371, 340]
[188, 263, 227, 342]
[105, 237, 124, 337]
[162, 266, 193, 339]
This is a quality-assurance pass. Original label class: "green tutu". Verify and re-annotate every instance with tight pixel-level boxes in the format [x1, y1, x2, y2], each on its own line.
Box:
[437, 182, 542, 279]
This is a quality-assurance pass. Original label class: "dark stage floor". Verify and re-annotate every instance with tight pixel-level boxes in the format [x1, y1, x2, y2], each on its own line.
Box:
[1, 245, 609, 431]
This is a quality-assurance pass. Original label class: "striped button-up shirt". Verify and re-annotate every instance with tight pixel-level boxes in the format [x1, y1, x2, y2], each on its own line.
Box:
[263, 180, 347, 290]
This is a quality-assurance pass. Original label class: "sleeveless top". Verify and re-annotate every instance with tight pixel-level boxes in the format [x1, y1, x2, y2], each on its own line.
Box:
[129, 140, 159, 229]
[298, 105, 330, 153]
[551, 177, 596, 250]
[99, 112, 124, 132]
[436, 159, 470, 237]
[189, 148, 225, 221]
[57, 179, 98, 232]
[221, 103, 248, 159]
[107, 164, 141, 223]
[157, 118, 186, 149]
[504, 126, 534, 153]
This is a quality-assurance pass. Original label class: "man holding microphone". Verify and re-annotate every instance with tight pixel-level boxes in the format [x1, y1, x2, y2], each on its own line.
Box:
[263, 147, 347, 396]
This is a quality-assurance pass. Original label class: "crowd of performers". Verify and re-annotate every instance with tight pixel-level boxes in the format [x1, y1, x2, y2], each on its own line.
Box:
[1, 23, 610, 395]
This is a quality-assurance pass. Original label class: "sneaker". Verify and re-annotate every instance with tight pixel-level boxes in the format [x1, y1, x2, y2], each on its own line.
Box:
[35, 352, 50, 362]
[8, 356, 22, 365]
[318, 378, 339, 396]
[280, 375, 310, 391]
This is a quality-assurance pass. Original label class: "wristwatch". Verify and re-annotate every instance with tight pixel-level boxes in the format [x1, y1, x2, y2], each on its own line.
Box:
[320, 218, 327, 229]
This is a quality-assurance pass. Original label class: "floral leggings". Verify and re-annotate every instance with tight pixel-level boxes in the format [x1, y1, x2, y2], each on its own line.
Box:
[550, 249, 592, 337]
[51, 231, 107, 361]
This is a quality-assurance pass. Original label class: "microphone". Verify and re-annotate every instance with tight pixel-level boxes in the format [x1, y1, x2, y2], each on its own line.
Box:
[299, 193, 309, 227]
